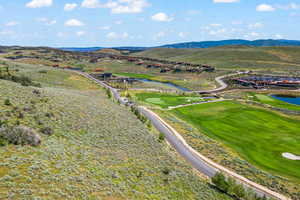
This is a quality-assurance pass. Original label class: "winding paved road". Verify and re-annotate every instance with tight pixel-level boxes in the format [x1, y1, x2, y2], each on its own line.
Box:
[75, 70, 289, 200]
[192, 71, 249, 93]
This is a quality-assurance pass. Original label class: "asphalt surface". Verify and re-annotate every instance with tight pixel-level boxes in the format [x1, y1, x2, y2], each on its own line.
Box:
[139, 107, 217, 177]
[193, 71, 249, 93]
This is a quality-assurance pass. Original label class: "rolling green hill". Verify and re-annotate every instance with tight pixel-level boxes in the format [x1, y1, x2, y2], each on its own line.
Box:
[0, 60, 230, 199]
[133, 46, 300, 72]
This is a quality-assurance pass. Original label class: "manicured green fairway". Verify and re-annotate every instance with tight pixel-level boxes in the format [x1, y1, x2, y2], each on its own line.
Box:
[135, 92, 208, 108]
[253, 94, 300, 111]
[171, 101, 300, 182]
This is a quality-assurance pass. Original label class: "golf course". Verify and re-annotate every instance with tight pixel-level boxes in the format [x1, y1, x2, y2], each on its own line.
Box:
[134, 92, 212, 108]
[170, 101, 300, 182]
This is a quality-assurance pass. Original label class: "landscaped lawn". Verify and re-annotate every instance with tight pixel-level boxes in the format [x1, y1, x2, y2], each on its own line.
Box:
[171, 101, 300, 182]
[135, 92, 209, 108]
[253, 94, 300, 111]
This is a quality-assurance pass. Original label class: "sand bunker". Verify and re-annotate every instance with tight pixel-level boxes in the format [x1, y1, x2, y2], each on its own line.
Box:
[282, 153, 300, 160]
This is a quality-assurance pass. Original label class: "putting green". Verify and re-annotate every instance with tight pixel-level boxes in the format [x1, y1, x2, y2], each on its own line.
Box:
[146, 98, 166, 105]
[171, 101, 300, 182]
[136, 92, 207, 108]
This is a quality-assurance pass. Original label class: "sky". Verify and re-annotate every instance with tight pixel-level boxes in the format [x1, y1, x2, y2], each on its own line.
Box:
[0, 0, 299, 47]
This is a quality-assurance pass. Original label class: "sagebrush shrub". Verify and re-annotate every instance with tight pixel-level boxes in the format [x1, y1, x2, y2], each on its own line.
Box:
[0, 126, 41, 146]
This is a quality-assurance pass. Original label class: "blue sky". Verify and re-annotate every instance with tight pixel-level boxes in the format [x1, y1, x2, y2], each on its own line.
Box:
[0, 0, 299, 47]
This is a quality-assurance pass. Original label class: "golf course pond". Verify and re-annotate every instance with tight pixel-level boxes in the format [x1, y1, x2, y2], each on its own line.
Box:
[271, 95, 300, 106]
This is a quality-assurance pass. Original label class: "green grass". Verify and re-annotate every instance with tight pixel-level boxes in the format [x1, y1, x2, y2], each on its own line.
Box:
[0, 60, 231, 200]
[253, 94, 300, 111]
[134, 92, 208, 108]
[171, 101, 300, 183]
[133, 46, 300, 72]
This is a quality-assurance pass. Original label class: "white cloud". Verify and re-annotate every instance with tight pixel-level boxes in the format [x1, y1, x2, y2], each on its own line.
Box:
[65, 19, 84, 27]
[57, 32, 67, 38]
[81, 0, 101, 8]
[210, 23, 222, 27]
[81, 0, 149, 14]
[0, 30, 15, 36]
[106, 32, 129, 39]
[248, 22, 263, 29]
[115, 20, 123, 25]
[213, 0, 239, 3]
[36, 18, 57, 25]
[5, 21, 18, 27]
[276, 3, 300, 10]
[26, 0, 53, 8]
[231, 20, 243, 25]
[99, 26, 111, 30]
[64, 3, 77, 11]
[153, 31, 166, 40]
[256, 4, 275, 12]
[178, 32, 188, 38]
[209, 28, 226, 35]
[76, 31, 86, 36]
[274, 34, 282, 39]
[151, 12, 173, 22]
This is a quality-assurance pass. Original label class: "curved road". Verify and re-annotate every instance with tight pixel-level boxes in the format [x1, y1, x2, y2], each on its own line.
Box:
[192, 71, 249, 93]
[76, 71, 289, 200]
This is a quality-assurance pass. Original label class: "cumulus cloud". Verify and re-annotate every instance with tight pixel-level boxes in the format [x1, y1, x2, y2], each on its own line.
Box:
[213, 0, 239, 3]
[256, 4, 275, 12]
[106, 32, 129, 39]
[36, 18, 57, 25]
[178, 32, 188, 38]
[153, 31, 167, 40]
[76, 31, 86, 36]
[274, 34, 283, 39]
[26, 0, 53, 8]
[5, 21, 18, 26]
[64, 3, 77, 11]
[151, 13, 173, 22]
[248, 22, 263, 29]
[210, 23, 222, 27]
[65, 19, 84, 26]
[81, 0, 149, 14]
[275, 3, 300, 10]
[99, 26, 111, 30]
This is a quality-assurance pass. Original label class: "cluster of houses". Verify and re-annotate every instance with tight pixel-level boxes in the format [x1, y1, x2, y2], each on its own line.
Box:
[87, 53, 215, 74]
[233, 76, 300, 88]
[3, 47, 215, 75]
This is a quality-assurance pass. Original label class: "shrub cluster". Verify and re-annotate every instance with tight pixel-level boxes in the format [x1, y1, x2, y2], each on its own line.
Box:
[130, 106, 148, 124]
[0, 126, 41, 146]
[106, 88, 112, 99]
[212, 173, 270, 200]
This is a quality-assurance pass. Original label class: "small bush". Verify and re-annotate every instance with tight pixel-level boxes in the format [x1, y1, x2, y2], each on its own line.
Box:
[40, 127, 54, 136]
[38, 70, 47, 74]
[106, 89, 112, 99]
[4, 99, 11, 106]
[0, 126, 41, 146]
[212, 172, 230, 193]
[158, 133, 165, 142]
[162, 167, 170, 175]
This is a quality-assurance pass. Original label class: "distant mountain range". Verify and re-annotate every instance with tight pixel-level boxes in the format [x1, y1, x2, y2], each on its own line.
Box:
[60, 39, 300, 52]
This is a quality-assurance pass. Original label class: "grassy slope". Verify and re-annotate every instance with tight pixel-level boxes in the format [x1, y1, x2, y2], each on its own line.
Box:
[171, 101, 300, 183]
[0, 61, 230, 199]
[133, 46, 300, 71]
